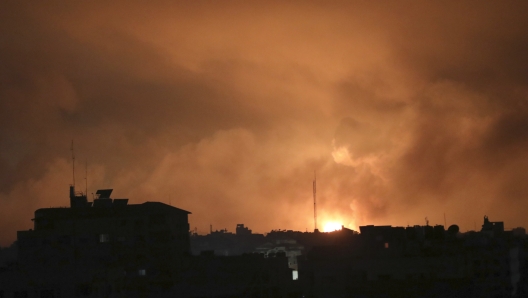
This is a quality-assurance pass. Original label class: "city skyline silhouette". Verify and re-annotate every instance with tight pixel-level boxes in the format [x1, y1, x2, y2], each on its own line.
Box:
[2, 2, 528, 247]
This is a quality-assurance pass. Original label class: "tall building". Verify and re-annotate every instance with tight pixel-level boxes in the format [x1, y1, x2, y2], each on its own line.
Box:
[14, 186, 191, 297]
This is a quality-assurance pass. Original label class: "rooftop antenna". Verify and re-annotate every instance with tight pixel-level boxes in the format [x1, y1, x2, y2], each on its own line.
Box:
[71, 140, 75, 190]
[425, 217, 429, 226]
[313, 171, 318, 232]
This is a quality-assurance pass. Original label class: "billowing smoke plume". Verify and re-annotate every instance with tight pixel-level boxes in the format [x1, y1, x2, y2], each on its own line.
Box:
[1, 1, 528, 245]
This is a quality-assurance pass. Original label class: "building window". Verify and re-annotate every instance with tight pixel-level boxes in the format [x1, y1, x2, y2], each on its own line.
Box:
[384, 242, 389, 249]
[138, 269, 146, 276]
[292, 270, 299, 280]
[99, 234, 110, 243]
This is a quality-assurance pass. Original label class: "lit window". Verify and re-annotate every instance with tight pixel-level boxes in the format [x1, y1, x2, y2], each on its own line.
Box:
[384, 242, 389, 249]
[99, 234, 110, 243]
[138, 269, 146, 276]
[292, 270, 299, 280]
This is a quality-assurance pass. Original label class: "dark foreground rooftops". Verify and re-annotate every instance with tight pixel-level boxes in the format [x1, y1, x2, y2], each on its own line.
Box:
[32, 201, 191, 231]
[35, 201, 190, 217]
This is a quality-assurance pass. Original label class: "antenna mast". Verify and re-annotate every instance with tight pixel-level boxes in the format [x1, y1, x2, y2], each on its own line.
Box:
[313, 171, 317, 232]
[71, 140, 75, 189]
[85, 160, 88, 197]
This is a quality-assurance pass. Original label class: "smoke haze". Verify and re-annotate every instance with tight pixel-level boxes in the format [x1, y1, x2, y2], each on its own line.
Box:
[1, 1, 528, 246]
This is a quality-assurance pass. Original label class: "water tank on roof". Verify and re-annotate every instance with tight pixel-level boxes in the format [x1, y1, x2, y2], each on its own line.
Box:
[448, 225, 459, 234]
[96, 189, 113, 199]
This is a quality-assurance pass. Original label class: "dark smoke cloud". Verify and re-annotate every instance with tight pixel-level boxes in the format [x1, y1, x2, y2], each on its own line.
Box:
[1, 1, 528, 245]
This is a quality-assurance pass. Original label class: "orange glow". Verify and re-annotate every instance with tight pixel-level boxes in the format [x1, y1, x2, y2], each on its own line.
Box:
[2, 2, 528, 247]
[323, 222, 343, 232]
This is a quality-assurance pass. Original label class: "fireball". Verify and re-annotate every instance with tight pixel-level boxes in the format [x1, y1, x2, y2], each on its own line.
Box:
[323, 221, 343, 232]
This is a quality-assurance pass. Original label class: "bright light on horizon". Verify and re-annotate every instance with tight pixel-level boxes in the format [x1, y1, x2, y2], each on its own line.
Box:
[323, 221, 343, 232]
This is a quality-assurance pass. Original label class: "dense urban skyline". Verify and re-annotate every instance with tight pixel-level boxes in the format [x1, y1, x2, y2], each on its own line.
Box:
[1, 1, 528, 246]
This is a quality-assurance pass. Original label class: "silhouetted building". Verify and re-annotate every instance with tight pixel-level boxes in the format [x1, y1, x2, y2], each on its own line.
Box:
[191, 225, 266, 256]
[236, 224, 252, 236]
[13, 187, 191, 297]
[482, 215, 505, 236]
[298, 218, 524, 298]
[171, 253, 298, 297]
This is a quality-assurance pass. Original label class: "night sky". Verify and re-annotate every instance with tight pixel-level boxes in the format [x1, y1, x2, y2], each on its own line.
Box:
[1, 1, 528, 246]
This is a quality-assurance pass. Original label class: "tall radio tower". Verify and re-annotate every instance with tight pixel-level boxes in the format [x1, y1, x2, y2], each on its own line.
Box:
[313, 171, 318, 232]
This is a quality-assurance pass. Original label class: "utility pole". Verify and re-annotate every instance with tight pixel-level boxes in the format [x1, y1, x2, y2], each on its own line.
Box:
[71, 140, 75, 189]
